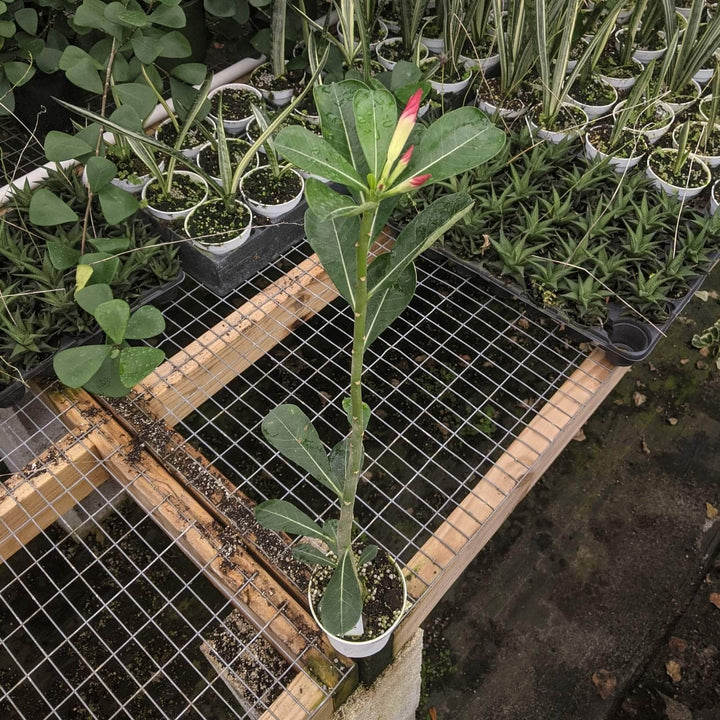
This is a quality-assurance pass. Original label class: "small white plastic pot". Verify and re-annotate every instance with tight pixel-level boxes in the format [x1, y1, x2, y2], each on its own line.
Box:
[711, 179, 720, 215]
[154, 119, 210, 159]
[614, 27, 667, 65]
[460, 51, 500, 73]
[240, 166, 304, 220]
[671, 122, 720, 168]
[567, 82, 618, 120]
[598, 60, 644, 90]
[184, 200, 253, 255]
[82, 166, 150, 194]
[308, 558, 408, 659]
[646, 149, 711, 200]
[196, 139, 260, 187]
[429, 67, 473, 95]
[584, 133, 645, 172]
[375, 37, 429, 71]
[613, 99, 675, 144]
[693, 66, 714, 86]
[476, 95, 527, 119]
[141, 171, 208, 222]
[664, 80, 702, 114]
[208, 83, 263, 134]
[528, 105, 588, 144]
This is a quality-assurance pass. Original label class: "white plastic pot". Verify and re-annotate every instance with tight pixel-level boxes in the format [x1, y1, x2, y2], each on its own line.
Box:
[671, 122, 720, 168]
[208, 83, 263, 134]
[196, 139, 260, 187]
[308, 557, 408, 658]
[711, 179, 720, 214]
[598, 60, 643, 90]
[240, 166, 304, 220]
[646, 149, 711, 200]
[613, 99, 675, 144]
[584, 133, 645, 172]
[663, 80, 702, 114]
[429, 67, 473, 95]
[375, 38, 429, 71]
[184, 200, 253, 255]
[154, 119, 210, 159]
[567, 82, 618, 121]
[460, 51, 500, 73]
[141, 171, 209, 222]
[476, 96, 527, 119]
[528, 105, 588, 144]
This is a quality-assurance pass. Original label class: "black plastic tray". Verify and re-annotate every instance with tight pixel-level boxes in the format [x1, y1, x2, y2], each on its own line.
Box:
[0, 271, 185, 408]
[431, 246, 719, 366]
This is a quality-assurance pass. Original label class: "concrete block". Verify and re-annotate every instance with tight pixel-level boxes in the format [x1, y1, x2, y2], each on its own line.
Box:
[332, 629, 423, 720]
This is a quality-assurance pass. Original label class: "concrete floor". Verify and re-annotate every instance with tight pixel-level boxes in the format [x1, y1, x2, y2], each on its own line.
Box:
[419, 272, 720, 719]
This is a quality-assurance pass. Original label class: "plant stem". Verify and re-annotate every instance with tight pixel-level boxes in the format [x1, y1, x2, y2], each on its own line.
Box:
[336, 207, 375, 568]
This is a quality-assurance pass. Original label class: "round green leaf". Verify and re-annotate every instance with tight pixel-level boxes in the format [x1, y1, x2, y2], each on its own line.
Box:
[44, 131, 94, 162]
[36, 46, 63, 73]
[149, 4, 186, 27]
[53, 345, 111, 387]
[65, 57, 104, 93]
[15, 8, 38, 34]
[203, 0, 236, 17]
[170, 63, 207, 85]
[98, 184, 140, 225]
[4, 61, 35, 86]
[118, 346, 165, 387]
[74, 0, 109, 30]
[82, 353, 133, 397]
[94, 298, 130, 344]
[47, 241, 81, 270]
[79, 252, 120, 285]
[125, 305, 165, 339]
[0, 20, 16, 38]
[88, 236, 130, 254]
[130, 33, 160, 64]
[85, 156, 116, 192]
[29, 188, 79, 226]
[158, 30, 191, 58]
[113, 82, 157, 119]
[75, 284, 113, 314]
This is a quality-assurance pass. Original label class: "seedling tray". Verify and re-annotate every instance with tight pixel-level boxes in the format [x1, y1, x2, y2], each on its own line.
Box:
[430, 247, 719, 365]
[0, 272, 185, 408]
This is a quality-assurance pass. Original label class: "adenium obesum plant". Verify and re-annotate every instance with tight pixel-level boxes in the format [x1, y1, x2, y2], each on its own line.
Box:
[254, 80, 505, 637]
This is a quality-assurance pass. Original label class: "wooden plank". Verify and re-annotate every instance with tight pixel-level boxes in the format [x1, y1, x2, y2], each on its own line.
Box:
[0, 432, 108, 562]
[143, 254, 339, 425]
[42, 387, 346, 693]
[393, 349, 629, 652]
[259, 672, 334, 720]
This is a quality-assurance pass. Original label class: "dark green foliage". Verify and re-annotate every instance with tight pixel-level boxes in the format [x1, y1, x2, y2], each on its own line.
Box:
[0, 167, 179, 389]
[397, 128, 719, 327]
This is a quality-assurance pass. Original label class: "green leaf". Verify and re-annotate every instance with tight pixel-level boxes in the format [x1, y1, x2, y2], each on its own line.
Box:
[275, 126, 366, 192]
[342, 397, 370, 431]
[74, 0, 109, 30]
[304, 177, 363, 221]
[322, 519, 339, 555]
[314, 81, 368, 178]
[80, 252, 119, 285]
[89, 236, 130, 254]
[356, 544, 378, 567]
[130, 33, 160, 64]
[319, 548, 363, 636]
[47, 241, 81, 270]
[262, 404, 342, 497]
[304, 210, 359, 308]
[118, 346, 165, 386]
[158, 30, 191, 58]
[65, 56, 104, 93]
[408, 106, 506, 183]
[85, 156, 116, 191]
[28, 189, 79, 225]
[75, 284, 113, 314]
[82, 352, 133, 396]
[125, 305, 165, 339]
[292, 544, 336, 567]
[117, 8, 149, 27]
[328, 438, 352, 499]
[0, 20, 15, 38]
[4, 61, 35, 86]
[36, 46, 63, 74]
[14, 8, 37, 34]
[204, 0, 237, 18]
[149, 4, 186, 27]
[368, 193, 475, 299]
[353, 87, 397, 179]
[94, 298, 130, 344]
[44, 131, 93, 161]
[254, 499, 329, 541]
[75, 264, 93, 293]
[53, 345, 111, 388]
[98, 184, 140, 224]
[170, 63, 207, 85]
[113, 82, 157, 120]
[365, 260, 416, 347]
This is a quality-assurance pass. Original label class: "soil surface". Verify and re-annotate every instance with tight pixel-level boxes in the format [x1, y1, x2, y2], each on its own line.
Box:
[419, 271, 720, 719]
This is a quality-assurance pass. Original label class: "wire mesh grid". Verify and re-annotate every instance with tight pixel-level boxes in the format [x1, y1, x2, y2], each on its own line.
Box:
[1, 234, 608, 719]
[0, 394, 348, 719]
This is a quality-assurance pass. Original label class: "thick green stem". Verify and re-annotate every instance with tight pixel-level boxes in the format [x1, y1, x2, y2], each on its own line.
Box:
[335, 208, 375, 565]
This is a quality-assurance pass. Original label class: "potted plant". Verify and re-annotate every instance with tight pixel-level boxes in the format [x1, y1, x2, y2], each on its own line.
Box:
[252, 80, 505, 656]
[375, 0, 430, 70]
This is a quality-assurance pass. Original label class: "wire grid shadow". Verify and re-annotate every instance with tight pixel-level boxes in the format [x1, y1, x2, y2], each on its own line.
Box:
[0, 393, 346, 720]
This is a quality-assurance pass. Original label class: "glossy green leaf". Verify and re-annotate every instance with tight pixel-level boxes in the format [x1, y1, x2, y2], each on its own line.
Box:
[353, 87, 396, 178]
[28, 189, 79, 225]
[262, 404, 342, 497]
[408, 106, 506, 183]
[304, 178, 357, 220]
[314, 80, 368, 177]
[47, 241, 81, 271]
[59, 45, 102, 72]
[254, 499, 329, 541]
[149, 4, 186, 27]
[14, 8, 37, 34]
[304, 210, 359, 308]
[82, 353, 133, 396]
[292, 543, 336, 567]
[368, 193, 474, 299]
[319, 548, 363, 636]
[356, 544, 378, 567]
[75, 284, 113, 314]
[158, 30, 191, 58]
[365, 260, 416, 347]
[80, 252, 119, 285]
[118, 346, 165, 387]
[113, 82, 157, 120]
[65, 57, 104, 93]
[98, 184, 139, 224]
[85, 156, 116, 191]
[36, 46, 63, 74]
[94, 298, 130, 344]
[44, 130, 93, 161]
[53, 345, 111, 388]
[275, 126, 366, 191]
[88, 237, 130, 254]
[74, 0, 109, 30]
[125, 305, 165, 339]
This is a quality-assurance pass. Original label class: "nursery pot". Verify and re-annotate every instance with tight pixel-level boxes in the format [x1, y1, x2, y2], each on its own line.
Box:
[663, 80, 702, 114]
[584, 132, 645, 172]
[249, 62, 303, 107]
[646, 148, 711, 200]
[308, 555, 408, 659]
[208, 83, 263, 134]
[476, 94, 527, 119]
[612, 99, 675, 144]
[240, 166, 304, 220]
[567, 81, 618, 121]
[375, 38, 429, 71]
[528, 105, 588, 144]
[427, 63, 473, 95]
[184, 199, 253, 255]
[141, 170, 209, 221]
[671, 122, 720, 168]
[711, 179, 720, 215]
[598, 59, 644, 90]
[460, 51, 500, 73]
[155, 119, 213, 159]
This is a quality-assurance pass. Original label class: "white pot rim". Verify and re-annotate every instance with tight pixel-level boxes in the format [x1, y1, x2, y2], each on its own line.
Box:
[646, 149, 711, 197]
[141, 170, 209, 221]
[240, 166, 305, 219]
[184, 199, 254, 254]
[307, 554, 408, 658]
[208, 83, 264, 130]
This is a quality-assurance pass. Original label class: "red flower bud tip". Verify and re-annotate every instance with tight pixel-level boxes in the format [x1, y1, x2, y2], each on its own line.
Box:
[401, 89, 424, 123]
[400, 145, 414, 166]
[409, 173, 431, 187]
